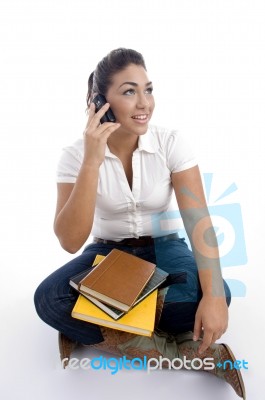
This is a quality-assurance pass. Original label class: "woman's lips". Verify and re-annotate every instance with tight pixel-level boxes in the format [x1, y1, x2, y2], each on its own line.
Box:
[131, 114, 149, 124]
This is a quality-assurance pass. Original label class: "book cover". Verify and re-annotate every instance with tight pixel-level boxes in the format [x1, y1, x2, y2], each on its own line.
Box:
[70, 255, 168, 320]
[70, 254, 125, 319]
[80, 267, 168, 319]
[69, 254, 105, 291]
[71, 290, 158, 337]
[79, 249, 156, 312]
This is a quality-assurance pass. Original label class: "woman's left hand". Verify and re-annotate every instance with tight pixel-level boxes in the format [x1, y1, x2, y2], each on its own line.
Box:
[193, 295, 228, 354]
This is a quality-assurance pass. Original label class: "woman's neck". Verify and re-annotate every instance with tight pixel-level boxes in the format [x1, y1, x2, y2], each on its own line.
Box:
[107, 131, 139, 156]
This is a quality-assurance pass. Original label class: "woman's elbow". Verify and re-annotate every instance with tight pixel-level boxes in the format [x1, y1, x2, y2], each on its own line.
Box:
[53, 227, 83, 254]
[53, 219, 91, 254]
[56, 236, 82, 254]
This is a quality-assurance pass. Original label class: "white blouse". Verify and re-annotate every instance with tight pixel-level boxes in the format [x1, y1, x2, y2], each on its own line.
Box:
[56, 125, 197, 241]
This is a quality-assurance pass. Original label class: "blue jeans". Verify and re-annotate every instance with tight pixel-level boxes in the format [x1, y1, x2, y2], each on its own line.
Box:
[34, 236, 231, 345]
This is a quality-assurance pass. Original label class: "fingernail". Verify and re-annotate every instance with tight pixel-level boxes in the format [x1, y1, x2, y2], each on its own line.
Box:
[193, 335, 197, 341]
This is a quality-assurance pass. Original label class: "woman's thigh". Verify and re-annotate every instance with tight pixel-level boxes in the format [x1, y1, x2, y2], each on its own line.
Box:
[33, 243, 116, 344]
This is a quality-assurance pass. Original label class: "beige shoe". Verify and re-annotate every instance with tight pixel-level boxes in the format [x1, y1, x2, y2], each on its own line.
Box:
[92, 328, 246, 399]
[175, 332, 246, 399]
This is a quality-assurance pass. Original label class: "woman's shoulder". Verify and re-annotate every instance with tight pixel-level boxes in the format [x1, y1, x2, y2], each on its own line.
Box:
[148, 124, 197, 172]
[61, 138, 84, 162]
[56, 138, 84, 183]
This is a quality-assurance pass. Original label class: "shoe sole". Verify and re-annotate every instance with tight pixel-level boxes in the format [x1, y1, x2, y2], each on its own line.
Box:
[222, 343, 246, 400]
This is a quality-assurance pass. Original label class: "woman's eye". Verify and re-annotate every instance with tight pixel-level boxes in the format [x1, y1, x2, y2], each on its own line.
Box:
[123, 89, 135, 95]
[145, 87, 153, 94]
[123, 87, 154, 96]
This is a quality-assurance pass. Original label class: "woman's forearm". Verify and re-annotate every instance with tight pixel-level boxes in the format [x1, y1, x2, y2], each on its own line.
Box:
[180, 207, 226, 297]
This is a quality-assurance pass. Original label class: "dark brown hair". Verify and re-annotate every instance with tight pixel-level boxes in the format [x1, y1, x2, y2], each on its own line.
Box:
[86, 48, 146, 108]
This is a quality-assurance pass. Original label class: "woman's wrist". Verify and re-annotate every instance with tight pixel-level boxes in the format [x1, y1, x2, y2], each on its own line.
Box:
[81, 159, 101, 172]
[201, 288, 226, 298]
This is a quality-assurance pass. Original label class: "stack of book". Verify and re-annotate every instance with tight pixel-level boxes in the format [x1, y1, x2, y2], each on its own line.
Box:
[70, 249, 168, 337]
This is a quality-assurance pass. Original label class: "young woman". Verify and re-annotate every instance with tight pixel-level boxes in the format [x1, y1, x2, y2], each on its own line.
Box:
[34, 48, 245, 399]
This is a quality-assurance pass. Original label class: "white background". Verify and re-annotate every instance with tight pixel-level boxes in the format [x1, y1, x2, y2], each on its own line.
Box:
[1, 0, 264, 399]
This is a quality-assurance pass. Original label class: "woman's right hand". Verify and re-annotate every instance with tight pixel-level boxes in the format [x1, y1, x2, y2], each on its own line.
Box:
[83, 102, 120, 167]
[54, 103, 120, 253]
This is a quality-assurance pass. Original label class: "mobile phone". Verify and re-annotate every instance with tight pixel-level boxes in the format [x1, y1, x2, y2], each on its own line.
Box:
[92, 94, 116, 124]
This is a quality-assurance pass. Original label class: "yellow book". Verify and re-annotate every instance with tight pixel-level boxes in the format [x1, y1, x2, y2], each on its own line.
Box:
[71, 289, 158, 337]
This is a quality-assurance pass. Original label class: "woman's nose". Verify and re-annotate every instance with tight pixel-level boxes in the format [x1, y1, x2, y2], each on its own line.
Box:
[136, 94, 149, 108]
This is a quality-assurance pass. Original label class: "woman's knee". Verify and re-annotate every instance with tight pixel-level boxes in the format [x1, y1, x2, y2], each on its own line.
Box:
[34, 268, 67, 317]
[34, 276, 53, 321]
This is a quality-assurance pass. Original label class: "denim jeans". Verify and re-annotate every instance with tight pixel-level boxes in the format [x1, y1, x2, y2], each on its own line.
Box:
[34, 236, 231, 345]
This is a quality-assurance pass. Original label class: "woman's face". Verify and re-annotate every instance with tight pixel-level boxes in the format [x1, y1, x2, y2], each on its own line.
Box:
[105, 63, 155, 137]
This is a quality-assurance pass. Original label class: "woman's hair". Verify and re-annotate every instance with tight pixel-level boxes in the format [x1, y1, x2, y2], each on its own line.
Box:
[86, 48, 146, 108]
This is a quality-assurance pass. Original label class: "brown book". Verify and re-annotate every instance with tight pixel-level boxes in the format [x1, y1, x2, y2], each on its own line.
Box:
[79, 249, 156, 312]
